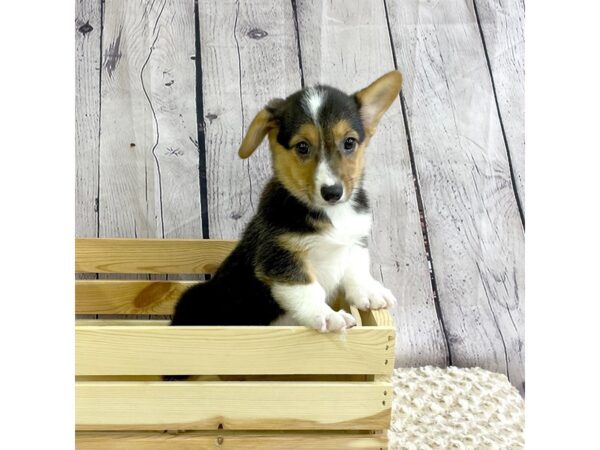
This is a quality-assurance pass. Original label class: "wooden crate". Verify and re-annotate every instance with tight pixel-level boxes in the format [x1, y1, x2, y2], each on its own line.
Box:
[75, 238, 395, 449]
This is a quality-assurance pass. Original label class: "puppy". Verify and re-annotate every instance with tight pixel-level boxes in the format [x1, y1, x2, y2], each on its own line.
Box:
[171, 71, 402, 332]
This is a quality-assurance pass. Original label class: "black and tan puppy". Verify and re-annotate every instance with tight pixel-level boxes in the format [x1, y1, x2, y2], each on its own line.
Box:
[172, 71, 402, 332]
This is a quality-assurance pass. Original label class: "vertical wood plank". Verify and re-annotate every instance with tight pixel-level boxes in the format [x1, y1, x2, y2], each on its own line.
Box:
[75, 0, 102, 240]
[75, 0, 102, 296]
[295, 0, 448, 366]
[99, 0, 201, 240]
[386, 0, 524, 393]
[197, 0, 302, 239]
[474, 0, 525, 211]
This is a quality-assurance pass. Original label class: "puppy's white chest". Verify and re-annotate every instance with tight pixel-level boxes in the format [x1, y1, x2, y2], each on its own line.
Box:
[305, 204, 371, 299]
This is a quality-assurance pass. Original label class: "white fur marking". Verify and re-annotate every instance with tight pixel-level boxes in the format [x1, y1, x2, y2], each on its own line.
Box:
[271, 282, 356, 331]
[342, 245, 398, 311]
[315, 160, 340, 195]
[303, 87, 325, 122]
[283, 203, 372, 300]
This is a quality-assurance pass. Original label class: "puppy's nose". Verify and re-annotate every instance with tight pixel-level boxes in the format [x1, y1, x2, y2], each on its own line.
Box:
[320, 184, 343, 203]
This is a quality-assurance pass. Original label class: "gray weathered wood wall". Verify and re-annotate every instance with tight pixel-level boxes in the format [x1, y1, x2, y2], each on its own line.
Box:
[75, 0, 525, 394]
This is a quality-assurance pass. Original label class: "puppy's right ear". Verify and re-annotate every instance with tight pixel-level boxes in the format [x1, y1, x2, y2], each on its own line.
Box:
[238, 99, 283, 159]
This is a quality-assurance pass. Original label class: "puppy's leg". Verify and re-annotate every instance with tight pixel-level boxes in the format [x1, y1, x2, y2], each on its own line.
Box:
[258, 240, 356, 332]
[342, 245, 397, 311]
[271, 281, 356, 332]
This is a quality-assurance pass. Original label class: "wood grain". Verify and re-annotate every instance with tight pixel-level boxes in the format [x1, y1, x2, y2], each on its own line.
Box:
[295, 0, 448, 367]
[76, 431, 388, 449]
[197, 0, 302, 239]
[99, 0, 201, 240]
[75, 0, 102, 293]
[75, 323, 395, 375]
[386, 0, 525, 394]
[474, 0, 525, 211]
[75, 238, 236, 274]
[75, 0, 102, 240]
[76, 381, 390, 431]
[76, 280, 197, 314]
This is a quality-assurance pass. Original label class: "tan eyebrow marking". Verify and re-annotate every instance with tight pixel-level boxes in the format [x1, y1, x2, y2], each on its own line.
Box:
[332, 119, 359, 144]
[289, 123, 320, 148]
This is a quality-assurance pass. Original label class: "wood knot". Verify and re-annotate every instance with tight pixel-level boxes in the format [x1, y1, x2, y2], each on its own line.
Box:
[134, 282, 175, 309]
[247, 28, 268, 40]
[78, 21, 93, 35]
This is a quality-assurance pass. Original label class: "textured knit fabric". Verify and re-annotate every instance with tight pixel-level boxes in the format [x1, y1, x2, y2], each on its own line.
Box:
[390, 367, 524, 449]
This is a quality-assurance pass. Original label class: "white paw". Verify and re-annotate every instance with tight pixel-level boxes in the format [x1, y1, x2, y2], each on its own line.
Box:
[312, 309, 357, 333]
[346, 280, 397, 311]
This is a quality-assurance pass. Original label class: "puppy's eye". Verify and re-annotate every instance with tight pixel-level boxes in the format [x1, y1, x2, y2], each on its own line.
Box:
[296, 141, 310, 156]
[343, 137, 357, 153]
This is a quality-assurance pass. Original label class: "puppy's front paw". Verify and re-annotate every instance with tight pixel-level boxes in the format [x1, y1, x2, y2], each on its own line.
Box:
[346, 280, 397, 311]
[312, 309, 357, 333]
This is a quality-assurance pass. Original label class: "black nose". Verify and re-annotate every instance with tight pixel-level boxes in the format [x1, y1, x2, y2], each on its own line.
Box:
[320, 184, 343, 203]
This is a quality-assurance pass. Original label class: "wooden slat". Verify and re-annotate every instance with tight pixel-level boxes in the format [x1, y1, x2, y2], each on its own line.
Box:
[75, 0, 101, 240]
[76, 280, 197, 314]
[295, 0, 448, 367]
[76, 324, 395, 375]
[76, 431, 388, 449]
[99, 0, 202, 240]
[474, 0, 525, 210]
[198, 0, 302, 239]
[75, 238, 236, 274]
[76, 381, 390, 431]
[386, 0, 525, 394]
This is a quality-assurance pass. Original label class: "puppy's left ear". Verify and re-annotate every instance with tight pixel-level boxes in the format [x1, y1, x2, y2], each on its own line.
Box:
[238, 99, 283, 159]
[354, 70, 402, 136]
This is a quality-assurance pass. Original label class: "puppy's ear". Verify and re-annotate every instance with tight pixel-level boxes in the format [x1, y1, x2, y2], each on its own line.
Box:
[238, 98, 284, 159]
[354, 70, 402, 136]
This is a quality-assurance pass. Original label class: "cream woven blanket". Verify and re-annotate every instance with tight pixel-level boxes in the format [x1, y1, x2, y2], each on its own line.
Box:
[390, 367, 524, 449]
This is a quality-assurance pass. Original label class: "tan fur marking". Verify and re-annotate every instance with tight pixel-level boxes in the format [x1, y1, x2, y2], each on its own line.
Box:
[238, 109, 276, 158]
[331, 119, 359, 143]
[289, 123, 320, 148]
[327, 120, 366, 199]
[355, 70, 403, 136]
[269, 128, 320, 204]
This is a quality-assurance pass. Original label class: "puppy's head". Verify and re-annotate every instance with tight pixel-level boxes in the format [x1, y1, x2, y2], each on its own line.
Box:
[238, 70, 402, 208]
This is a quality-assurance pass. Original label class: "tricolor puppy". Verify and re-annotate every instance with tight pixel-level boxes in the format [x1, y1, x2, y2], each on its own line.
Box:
[172, 70, 402, 332]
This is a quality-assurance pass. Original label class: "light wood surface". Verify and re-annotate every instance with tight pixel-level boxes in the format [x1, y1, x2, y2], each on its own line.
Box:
[474, 0, 525, 212]
[76, 238, 236, 274]
[386, 0, 524, 394]
[295, 0, 448, 367]
[198, 0, 302, 239]
[75, 0, 101, 241]
[76, 323, 395, 375]
[76, 381, 390, 431]
[76, 280, 196, 314]
[76, 431, 388, 449]
[98, 0, 202, 240]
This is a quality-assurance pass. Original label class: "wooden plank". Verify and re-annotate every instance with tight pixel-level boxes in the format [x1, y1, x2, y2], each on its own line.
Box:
[295, 0, 448, 366]
[75, 324, 395, 375]
[75, 0, 101, 240]
[75, 0, 102, 294]
[198, 0, 302, 239]
[76, 431, 388, 449]
[76, 280, 196, 314]
[99, 0, 201, 240]
[76, 381, 390, 431]
[474, 0, 525, 210]
[75, 238, 236, 274]
[386, 0, 525, 393]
